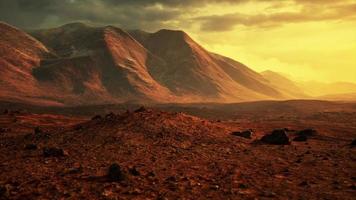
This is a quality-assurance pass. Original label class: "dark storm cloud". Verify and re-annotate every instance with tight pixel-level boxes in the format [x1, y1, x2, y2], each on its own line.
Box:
[0, 0, 355, 31]
[0, 0, 263, 30]
[0, 0, 189, 30]
[196, 1, 356, 31]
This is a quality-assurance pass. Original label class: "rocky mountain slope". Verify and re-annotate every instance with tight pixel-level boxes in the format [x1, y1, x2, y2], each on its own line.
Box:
[1, 22, 305, 105]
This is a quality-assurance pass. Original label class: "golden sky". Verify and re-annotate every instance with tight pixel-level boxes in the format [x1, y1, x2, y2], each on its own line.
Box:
[1, 0, 355, 83]
[182, 0, 356, 83]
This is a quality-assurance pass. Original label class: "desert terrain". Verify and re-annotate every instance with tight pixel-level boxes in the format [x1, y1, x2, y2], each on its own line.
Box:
[0, 18, 355, 200]
[0, 100, 355, 199]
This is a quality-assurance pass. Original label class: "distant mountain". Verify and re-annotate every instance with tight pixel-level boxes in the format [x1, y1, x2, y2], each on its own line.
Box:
[261, 70, 308, 99]
[262, 70, 356, 101]
[298, 81, 356, 97]
[0, 22, 321, 105]
[318, 93, 356, 101]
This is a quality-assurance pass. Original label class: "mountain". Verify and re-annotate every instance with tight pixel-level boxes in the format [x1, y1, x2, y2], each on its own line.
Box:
[261, 70, 356, 100]
[318, 93, 356, 101]
[130, 29, 284, 100]
[261, 70, 308, 99]
[298, 81, 356, 97]
[0, 22, 297, 105]
[0, 22, 61, 105]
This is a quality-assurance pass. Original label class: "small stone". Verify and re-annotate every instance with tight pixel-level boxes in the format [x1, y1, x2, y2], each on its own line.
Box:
[0, 128, 9, 133]
[261, 191, 277, 197]
[105, 112, 116, 119]
[134, 106, 147, 113]
[73, 125, 83, 131]
[129, 167, 140, 176]
[351, 139, 356, 147]
[24, 144, 37, 150]
[299, 181, 309, 187]
[293, 135, 308, 142]
[91, 115, 102, 120]
[43, 147, 65, 157]
[0, 185, 6, 197]
[231, 130, 253, 139]
[238, 183, 248, 189]
[34, 127, 42, 134]
[107, 163, 125, 182]
[297, 129, 317, 137]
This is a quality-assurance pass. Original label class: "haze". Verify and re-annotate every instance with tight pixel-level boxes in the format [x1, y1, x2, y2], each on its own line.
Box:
[0, 0, 355, 83]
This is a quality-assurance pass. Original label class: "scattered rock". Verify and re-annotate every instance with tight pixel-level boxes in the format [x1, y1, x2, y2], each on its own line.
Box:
[134, 106, 147, 113]
[231, 130, 253, 139]
[261, 129, 290, 145]
[238, 183, 248, 189]
[260, 191, 277, 197]
[74, 125, 83, 131]
[24, 144, 37, 150]
[351, 139, 356, 147]
[105, 112, 116, 120]
[0, 128, 10, 133]
[91, 115, 102, 120]
[34, 126, 42, 134]
[350, 185, 356, 190]
[297, 129, 317, 137]
[0, 185, 8, 197]
[146, 171, 155, 177]
[298, 181, 309, 187]
[293, 135, 308, 142]
[43, 147, 65, 157]
[107, 163, 125, 182]
[129, 167, 140, 176]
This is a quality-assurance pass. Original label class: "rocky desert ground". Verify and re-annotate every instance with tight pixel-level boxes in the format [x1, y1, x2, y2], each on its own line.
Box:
[0, 100, 355, 199]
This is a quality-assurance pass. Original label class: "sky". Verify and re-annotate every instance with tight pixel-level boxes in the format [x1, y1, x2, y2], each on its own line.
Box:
[0, 0, 355, 83]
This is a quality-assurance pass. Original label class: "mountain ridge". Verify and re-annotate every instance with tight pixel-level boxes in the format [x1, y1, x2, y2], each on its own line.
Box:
[0, 22, 333, 106]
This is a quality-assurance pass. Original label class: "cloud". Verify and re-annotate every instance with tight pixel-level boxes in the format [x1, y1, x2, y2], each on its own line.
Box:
[196, 1, 356, 31]
[0, 0, 188, 30]
[0, 0, 355, 31]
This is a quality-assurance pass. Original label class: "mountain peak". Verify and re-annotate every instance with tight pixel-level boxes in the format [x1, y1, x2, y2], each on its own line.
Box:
[153, 29, 191, 42]
[59, 22, 91, 29]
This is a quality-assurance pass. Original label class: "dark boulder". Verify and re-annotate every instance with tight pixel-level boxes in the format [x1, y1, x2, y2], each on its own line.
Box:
[231, 130, 253, 139]
[105, 112, 116, 120]
[91, 115, 102, 121]
[134, 106, 147, 113]
[293, 135, 308, 142]
[108, 163, 125, 182]
[293, 129, 317, 142]
[43, 147, 65, 157]
[297, 129, 317, 137]
[34, 126, 42, 135]
[351, 139, 356, 147]
[261, 129, 290, 145]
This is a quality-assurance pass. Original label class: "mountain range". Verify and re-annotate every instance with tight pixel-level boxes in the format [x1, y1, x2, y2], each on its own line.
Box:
[0, 22, 355, 106]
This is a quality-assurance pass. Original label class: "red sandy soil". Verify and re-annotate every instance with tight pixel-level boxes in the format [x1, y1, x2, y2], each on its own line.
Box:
[0, 104, 355, 199]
